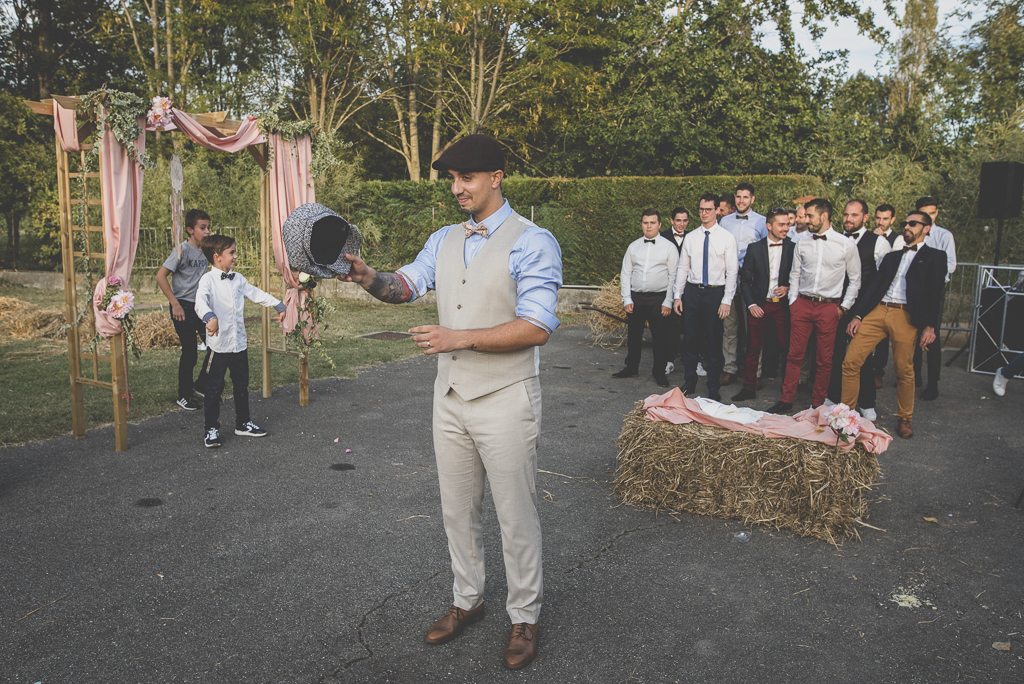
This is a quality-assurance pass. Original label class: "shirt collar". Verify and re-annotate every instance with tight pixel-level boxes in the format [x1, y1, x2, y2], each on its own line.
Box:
[767, 237, 784, 245]
[469, 199, 512, 233]
[211, 267, 232, 277]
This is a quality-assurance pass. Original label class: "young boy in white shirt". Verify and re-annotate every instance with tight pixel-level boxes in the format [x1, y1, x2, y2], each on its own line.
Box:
[194, 234, 286, 448]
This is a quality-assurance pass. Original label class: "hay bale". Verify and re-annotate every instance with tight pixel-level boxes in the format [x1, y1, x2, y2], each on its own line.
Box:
[586, 278, 628, 347]
[0, 297, 65, 339]
[614, 403, 882, 543]
[133, 311, 181, 349]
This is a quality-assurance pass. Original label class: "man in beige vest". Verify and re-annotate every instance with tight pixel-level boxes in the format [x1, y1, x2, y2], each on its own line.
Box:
[338, 134, 563, 670]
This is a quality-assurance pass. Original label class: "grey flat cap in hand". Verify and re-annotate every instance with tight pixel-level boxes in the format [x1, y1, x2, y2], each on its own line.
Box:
[282, 203, 362, 278]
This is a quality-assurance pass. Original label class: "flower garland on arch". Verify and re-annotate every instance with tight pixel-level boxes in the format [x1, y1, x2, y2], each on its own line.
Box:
[285, 273, 337, 369]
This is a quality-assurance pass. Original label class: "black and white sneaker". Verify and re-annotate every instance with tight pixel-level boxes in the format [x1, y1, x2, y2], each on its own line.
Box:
[204, 427, 221, 448]
[177, 397, 199, 411]
[235, 421, 267, 437]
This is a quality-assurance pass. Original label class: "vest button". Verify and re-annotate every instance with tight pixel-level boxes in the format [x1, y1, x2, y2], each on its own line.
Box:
[457, 304, 462, 309]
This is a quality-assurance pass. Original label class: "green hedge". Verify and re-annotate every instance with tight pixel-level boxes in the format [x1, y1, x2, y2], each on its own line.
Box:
[344, 175, 826, 285]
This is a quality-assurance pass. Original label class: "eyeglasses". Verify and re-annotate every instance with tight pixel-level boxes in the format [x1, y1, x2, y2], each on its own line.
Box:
[698, 207, 716, 213]
[902, 220, 927, 228]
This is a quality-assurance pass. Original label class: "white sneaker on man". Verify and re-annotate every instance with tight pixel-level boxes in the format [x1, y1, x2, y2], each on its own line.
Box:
[665, 361, 675, 374]
[696, 363, 707, 377]
[860, 407, 877, 422]
[823, 398, 836, 407]
[993, 367, 1009, 397]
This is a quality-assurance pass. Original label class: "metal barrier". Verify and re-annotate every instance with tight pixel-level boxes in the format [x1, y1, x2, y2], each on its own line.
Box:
[968, 264, 1024, 375]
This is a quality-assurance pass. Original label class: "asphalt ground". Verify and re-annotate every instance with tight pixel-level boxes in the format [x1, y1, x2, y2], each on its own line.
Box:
[2, 325, 1023, 683]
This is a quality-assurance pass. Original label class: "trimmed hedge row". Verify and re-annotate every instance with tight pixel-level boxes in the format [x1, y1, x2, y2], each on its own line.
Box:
[345, 175, 826, 285]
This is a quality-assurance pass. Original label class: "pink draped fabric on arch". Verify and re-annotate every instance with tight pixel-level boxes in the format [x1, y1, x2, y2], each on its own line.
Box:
[53, 101, 145, 338]
[642, 388, 892, 454]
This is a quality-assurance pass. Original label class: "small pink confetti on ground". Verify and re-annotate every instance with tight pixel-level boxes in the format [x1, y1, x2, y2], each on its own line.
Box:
[333, 438, 339, 443]
[345, 449, 353, 453]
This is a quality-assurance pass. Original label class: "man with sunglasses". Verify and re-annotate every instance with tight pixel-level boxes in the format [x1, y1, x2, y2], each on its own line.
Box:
[840, 211, 947, 438]
[673, 193, 739, 401]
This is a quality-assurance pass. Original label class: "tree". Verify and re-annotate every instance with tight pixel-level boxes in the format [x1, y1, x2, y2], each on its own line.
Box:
[0, 92, 53, 269]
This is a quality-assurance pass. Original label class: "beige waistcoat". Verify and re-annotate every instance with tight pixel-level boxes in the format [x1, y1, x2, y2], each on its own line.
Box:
[434, 213, 539, 401]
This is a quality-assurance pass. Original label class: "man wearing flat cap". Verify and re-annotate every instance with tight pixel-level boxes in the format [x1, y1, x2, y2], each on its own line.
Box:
[339, 133, 562, 669]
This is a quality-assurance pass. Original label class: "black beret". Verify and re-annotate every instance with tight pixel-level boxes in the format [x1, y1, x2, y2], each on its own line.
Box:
[431, 134, 505, 173]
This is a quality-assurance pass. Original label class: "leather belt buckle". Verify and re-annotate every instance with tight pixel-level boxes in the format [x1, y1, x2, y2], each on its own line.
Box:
[770, 297, 780, 303]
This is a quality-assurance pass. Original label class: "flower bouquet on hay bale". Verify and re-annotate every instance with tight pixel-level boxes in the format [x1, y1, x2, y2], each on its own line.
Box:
[613, 401, 883, 544]
[585, 277, 628, 347]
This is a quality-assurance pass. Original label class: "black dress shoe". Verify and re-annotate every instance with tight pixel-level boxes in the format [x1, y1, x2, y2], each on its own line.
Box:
[681, 385, 696, 396]
[731, 388, 756, 402]
[920, 386, 938, 400]
[708, 390, 722, 401]
[653, 373, 669, 388]
[767, 401, 794, 414]
[612, 367, 638, 378]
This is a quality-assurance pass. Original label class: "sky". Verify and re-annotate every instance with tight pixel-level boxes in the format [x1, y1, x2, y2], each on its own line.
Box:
[764, 0, 976, 76]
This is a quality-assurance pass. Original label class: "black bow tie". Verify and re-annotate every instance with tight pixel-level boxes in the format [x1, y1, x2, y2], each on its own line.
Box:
[735, 214, 748, 220]
[902, 245, 918, 252]
[221, 272, 235, 280]
[812, 234, 827, 241]
[644, 239, 656, 244]
[673, 232, 685, 238]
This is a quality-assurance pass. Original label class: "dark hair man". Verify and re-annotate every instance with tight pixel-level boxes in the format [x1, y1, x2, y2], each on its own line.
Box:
[731, 208, 795, 402]
[768, 198, 861, 414]
[613, 208, 678, 386]
[672, 193, 739, 401]
[892, 196, 957, 401]
[338, 134, 562, 669]
[873, 204, 898, 245]
[661, 207, 691, 364]
[717, 193, 736, 218]
[825, 200, 892, 421]
[156, 209, 212, 410]
[841, 210, 947, 438]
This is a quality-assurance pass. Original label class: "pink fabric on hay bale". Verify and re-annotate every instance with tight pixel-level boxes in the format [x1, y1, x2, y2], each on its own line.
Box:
[643, 388, 892, 454]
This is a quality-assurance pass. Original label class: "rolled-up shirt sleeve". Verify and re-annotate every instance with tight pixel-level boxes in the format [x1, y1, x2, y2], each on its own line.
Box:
[395, 226, 452, 301]
[512, 228, 563, 334]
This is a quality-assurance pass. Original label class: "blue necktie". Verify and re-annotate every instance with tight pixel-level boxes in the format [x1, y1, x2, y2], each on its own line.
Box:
[702, 231, 710, 286]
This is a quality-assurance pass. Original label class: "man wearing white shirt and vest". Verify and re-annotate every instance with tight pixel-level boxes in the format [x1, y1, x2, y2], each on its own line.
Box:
[826, 200, 892, 419]
[660, 206, 690, 364]
[768, 198, 861, 414]
[338, 134, 562, 670]
[719, 183, 768, 386]
[613, 208, 678, 387]
[841, 211, 947, 438]
[673, 193, 739, 401]
[893, 196, 957, 401]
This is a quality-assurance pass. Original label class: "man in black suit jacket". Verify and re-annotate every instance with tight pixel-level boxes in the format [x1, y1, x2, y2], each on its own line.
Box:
[660, 207, 690, 364]
[841, 210, 947, 439]
[732, 208, 795, 401]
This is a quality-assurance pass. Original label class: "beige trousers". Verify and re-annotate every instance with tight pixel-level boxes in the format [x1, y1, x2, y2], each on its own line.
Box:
[432, 375, 543, 624]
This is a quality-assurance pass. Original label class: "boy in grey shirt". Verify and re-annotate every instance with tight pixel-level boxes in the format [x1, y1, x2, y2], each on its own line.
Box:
[156, 209, 212, 410]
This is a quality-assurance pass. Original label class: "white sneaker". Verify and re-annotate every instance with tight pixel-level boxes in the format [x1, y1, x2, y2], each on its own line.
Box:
[198, 342, 207, 351]
[860, 407, 877, 422]
[993, 367, 1009, 397]
[665, 361, 675, 374]
[697, 363, 707, 377]
[823, 398, 836, 407]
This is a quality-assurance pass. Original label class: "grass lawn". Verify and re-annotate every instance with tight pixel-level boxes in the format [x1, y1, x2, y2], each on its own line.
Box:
[0, 281, 586, 446]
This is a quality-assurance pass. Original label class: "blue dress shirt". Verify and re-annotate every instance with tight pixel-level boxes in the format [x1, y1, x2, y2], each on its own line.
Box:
[719, 211, 767, 268]
[397, 200, 563, 334]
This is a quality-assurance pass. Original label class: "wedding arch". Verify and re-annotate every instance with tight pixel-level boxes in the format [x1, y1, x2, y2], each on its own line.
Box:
[25, 90, 321, 452]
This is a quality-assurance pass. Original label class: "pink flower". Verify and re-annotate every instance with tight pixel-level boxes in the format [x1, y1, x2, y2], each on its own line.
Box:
[107, 275, 122, 287]
[106, 290, 135, 319]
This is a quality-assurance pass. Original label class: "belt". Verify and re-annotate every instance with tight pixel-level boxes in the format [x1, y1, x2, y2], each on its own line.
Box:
[688, 282, 724, 289]
[799, 293, 840, 303]
[882, 301, 908, 310]
[764, 297, 784, 304]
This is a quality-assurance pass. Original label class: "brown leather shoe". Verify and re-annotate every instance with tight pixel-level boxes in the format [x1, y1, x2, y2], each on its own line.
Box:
[756, 378, 764, 390]
[896, 418, 914, 439]
[504, 622, 539, 669]
[720, 372, 734, 386]
[875, 376, 884, 389]
[425, 604, 485, 644]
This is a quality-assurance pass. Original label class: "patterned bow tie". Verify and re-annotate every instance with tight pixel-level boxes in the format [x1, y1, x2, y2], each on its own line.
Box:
[903, 245, 918, 252]
[220, 271, 235, 280]
[812, 234, 827, 241]
[644, 238, 656, 244]
[769, 242, 783, 247]
[735, 214, 748, 220]
[673, 232, 685, 238]
[463, 222, 488, 239]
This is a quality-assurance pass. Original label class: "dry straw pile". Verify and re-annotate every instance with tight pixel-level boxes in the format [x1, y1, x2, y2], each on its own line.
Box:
[0, 297, 65, 339]
[614, 403, 882, 544]
[586, 277, 628, 347]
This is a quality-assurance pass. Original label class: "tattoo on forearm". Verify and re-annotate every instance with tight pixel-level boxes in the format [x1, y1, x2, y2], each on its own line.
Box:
[366, 272, 410, 303]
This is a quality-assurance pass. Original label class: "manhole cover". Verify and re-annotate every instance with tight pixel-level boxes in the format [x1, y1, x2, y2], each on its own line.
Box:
[361, 331, 413, 340]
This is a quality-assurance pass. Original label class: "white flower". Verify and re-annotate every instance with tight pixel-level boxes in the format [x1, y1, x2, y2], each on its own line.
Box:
[106, 290, 135, 319]
[299, 272, 311, 283]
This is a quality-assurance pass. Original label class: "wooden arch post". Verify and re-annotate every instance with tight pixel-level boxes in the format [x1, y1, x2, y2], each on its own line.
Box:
[25, 97, 311, 451]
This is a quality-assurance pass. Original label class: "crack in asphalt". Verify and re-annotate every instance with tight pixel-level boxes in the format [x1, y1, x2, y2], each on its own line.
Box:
[565, 520, 679, 574]
[330, 569, 444, 676]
